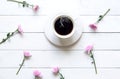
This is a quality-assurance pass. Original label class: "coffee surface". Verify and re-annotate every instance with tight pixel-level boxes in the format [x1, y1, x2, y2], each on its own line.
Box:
[54, 16, 73, 35]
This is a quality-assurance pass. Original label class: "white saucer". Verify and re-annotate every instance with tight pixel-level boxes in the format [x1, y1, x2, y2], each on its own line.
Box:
[44, 13, 83, 47]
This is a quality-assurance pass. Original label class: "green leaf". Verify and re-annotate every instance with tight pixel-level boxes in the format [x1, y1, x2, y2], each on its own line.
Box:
[26, 4, 29, 7]
[99, 15, 103, 18]
[22, 4, 25, 7]
[60, 77, 64, 79]
[90, 54, 93, 58]
[7, 33, 10, 37]
[11, 32, 14, 35]
[91, 61, 94, 64]
[2, 39, 6, 42]
[22, 1, 26, 7]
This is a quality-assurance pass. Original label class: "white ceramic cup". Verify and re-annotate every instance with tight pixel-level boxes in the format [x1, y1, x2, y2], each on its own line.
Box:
[44, 12, 83, 46]
[53, 15, 75, 39]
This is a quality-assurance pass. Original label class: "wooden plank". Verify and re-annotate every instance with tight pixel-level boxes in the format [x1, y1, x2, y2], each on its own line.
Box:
[0, 51, 120, 67]
[0, 16, 48, 32]
[0, 68, 120, 79]
[0, 16, 120, 32]
[0, 33, 120, 50]
[0, 0, 119, 15]
[78, 0, 119, 15]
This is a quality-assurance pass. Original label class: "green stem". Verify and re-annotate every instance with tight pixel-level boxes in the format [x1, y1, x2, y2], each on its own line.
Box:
[35, 77, 38, 79]
[0, 29, 18, 45]
[7, 0, 33, 7]
[97, 9, 110, 23]
[58, 72, 64, 79]
[7, 0, 23, 4]
[16, 57, 25, 75]
[90, 51, 97, 74]
[29, 4, 34, 7]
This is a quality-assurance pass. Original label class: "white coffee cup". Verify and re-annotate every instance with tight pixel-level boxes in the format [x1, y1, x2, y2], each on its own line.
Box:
[44, 12, 82, 46]
[53, 15, 75, 39]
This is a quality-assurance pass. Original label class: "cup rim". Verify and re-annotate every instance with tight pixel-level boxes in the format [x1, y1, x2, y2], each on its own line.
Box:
[53, 15, 75, 39]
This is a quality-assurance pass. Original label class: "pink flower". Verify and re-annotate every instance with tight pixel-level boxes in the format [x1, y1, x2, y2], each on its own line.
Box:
[52, 67, 59, 74]
[33, 5, 39, 12]
[85, 45, 97, 74]
[85, 45, 93, 54]
[18, 25, 23, 34]
[89, 24, 97, 30]
[16, 51, 32, 75]
[24, 51, 32, 58]
[33, 70, 42, 77]
[52, 67, 64, 79]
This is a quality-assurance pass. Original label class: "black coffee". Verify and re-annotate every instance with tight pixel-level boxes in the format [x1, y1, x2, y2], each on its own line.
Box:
[54, 16, 73, 35]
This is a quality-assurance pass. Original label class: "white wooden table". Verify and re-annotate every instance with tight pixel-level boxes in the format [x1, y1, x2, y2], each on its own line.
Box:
[0, 0, 120, 79]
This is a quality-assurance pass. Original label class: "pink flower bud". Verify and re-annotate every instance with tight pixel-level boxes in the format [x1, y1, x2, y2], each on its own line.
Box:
[85, 45, 93, 54]
[89, 24, 97, 30]
[33, 70, 42, 77]
[52, 67, 59, 74]
[18, 25, 23, 34]
[24, 51, 31, 58]
[33, 5, 39, 12]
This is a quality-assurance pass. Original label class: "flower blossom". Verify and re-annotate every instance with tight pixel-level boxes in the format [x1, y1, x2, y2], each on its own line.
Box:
[85, 45, 97, 74]
[33, 5, 39, 12]
[89, 9, 110, 30]
[16, 51, 31, 75]
[52, 67, 64, 79]
[33, 70, 42, 78]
